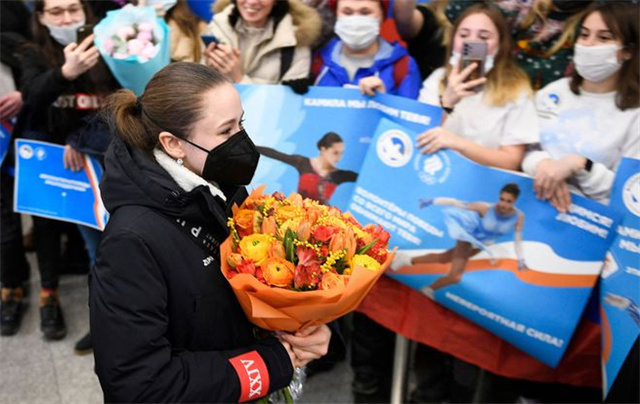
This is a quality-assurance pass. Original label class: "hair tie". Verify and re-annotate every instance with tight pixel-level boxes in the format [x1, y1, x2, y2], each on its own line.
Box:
[135, 96, 143, 113]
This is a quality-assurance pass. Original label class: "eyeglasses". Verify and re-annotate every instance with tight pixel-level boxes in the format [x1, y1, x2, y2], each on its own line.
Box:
[42, 4, 84, 20]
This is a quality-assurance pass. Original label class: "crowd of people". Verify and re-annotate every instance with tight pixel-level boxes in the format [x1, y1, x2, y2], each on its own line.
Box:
[0, 0, 638, 402]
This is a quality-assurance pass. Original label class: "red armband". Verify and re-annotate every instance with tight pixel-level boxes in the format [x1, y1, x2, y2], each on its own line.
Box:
[228, 351, 270, 402]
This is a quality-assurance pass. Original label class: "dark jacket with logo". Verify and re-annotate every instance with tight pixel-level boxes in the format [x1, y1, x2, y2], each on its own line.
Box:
[14, 42, 119, 144]
[90, 137, 295, 403]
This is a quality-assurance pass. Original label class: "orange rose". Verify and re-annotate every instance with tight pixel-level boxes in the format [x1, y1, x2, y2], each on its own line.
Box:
[288, 192, 304, 207]
[297, 220, 311, 242]
[275, 205, 303, 223]
[261, 216, 277, 236]
[235, 209, 260, 237]
[329, 228, 357, 259]
[268, 242, 286, 259]
[239, 234, 273, 266]
[320, 272, 344, 291]
[305, 206, 325, 224]
[262, 257, 295, 287]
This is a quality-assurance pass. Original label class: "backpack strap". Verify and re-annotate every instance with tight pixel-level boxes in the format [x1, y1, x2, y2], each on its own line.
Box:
[392, 55, 410, 90]
[279, 46, 295, 82]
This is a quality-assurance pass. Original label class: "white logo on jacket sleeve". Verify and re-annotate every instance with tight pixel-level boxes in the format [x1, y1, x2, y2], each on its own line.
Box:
[202, 256, 214, 267]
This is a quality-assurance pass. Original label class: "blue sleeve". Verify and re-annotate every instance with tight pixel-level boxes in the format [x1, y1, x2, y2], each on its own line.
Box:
[396, 57, 422, 100]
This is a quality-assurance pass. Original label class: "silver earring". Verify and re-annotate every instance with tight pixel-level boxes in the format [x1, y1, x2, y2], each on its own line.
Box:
[177, 158, 183, 166]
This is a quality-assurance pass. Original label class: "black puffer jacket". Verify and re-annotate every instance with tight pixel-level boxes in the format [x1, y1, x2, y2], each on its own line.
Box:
[90, 137, 294, 403]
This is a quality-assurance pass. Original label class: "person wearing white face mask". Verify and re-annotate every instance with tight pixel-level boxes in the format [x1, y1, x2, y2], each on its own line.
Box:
[312, 0, 422, 99]
[14, 0, 120, 344]
[416, 3, 538, 171]
[522, 2, 639, 212]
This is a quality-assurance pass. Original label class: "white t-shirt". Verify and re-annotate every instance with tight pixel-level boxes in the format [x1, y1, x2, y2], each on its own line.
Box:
[419, 68, 539, 149]
[522, 77, 640, 202]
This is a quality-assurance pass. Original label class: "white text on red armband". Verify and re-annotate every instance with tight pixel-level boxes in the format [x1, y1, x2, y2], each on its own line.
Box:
[228, 351, 270, 402]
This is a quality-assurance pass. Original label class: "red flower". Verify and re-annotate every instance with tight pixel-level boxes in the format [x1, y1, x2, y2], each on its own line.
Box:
[294, 263, 322, 289]
[294, 247, 322, 289]
[236, 259, 256, 276]
[312, 225, 338, 243]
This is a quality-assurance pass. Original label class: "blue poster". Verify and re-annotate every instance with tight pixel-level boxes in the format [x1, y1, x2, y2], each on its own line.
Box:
[600, 158, 640, 397]
[0, 120, 13, 166]
[14, 140, 108, 230]
[348, 118, 621, 367]
[238, 85, 441, 210]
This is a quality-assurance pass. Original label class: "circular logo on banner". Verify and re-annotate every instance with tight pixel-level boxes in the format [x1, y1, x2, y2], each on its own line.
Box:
[414, 152, 451, 185]
[18, 144, 33, 160]
[35, 147, 47, 161]
[622, 172, 640, 217]
[376, 129, 413, 167]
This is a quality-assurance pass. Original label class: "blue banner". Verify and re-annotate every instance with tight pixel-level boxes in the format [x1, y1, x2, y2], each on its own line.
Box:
[348, 118, 621, 367]
[600, 158, 640, 397]
[238, 85, 442, 210]
[14, 140, 108, 230]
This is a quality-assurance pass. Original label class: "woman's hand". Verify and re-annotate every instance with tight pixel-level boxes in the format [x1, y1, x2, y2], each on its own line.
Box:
[63, 145, 85, 172]
[440, 63, 486, 108]
[533, 155, 584, 206]
[416, 126, 464, 154]
[204, 43, 243, 82]
[61, 35, 100, 81]
[0, 91, 23, 120]
[548, 181, 572, 213]
[277, 324, 331, 368]
[358, 76, 386, 96]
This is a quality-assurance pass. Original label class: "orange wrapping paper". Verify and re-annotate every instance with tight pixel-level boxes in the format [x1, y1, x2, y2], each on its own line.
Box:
[221, 237, 394, 332]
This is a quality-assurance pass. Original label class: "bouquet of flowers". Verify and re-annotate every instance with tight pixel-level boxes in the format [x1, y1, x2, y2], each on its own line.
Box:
[94, 5, 170, 95]
[221, 186, 394, 332]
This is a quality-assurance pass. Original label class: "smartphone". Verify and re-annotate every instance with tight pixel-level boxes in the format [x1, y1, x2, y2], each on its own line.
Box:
[76, 24, 94, 44]
[461, 41, 487, 90]
[201, 34, 219, 47]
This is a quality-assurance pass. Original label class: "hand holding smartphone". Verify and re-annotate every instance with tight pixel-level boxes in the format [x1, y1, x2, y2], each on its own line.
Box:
[76, 24, 94, 45]
[201, 34, 219, 48]
[461, 41, 487, 91]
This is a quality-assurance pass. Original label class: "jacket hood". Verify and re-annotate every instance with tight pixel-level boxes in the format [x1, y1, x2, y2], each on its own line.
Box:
[101, 137, 242, 230]
[212, 0, 322, 47]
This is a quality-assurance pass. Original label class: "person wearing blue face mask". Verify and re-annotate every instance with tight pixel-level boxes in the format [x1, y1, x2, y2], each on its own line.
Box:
[312, 0, 422, 99]
[523, 2, 639, 213]
[14, 0, 120, 343]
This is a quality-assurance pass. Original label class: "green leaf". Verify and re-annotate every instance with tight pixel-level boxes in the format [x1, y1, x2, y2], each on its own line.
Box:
[356, 237, 378, 255]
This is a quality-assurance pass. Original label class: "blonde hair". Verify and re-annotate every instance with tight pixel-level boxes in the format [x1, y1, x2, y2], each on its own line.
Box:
[441, 4, 532, 107]
[518, 0, 585, 58]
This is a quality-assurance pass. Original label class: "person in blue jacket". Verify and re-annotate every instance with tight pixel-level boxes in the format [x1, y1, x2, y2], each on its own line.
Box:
[312, 0, 422, 99]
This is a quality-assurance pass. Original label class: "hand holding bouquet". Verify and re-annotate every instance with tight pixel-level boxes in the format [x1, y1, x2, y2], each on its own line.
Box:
[221, 186, 394, 332]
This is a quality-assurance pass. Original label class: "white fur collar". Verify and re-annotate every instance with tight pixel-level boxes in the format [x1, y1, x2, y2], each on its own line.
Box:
[153, 149, 227, 202]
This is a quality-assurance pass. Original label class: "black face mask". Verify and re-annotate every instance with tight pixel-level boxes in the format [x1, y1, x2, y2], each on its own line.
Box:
[182, 129, 260, 186]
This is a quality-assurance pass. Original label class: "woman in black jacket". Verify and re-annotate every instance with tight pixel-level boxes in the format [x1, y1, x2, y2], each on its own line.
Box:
[91, 62, 334, 403]
[16, 0, 120, 342]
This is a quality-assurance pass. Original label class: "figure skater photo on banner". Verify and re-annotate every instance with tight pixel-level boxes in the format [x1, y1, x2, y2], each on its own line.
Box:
[256, 132, 358, 204]
[399, 183, 527, 298]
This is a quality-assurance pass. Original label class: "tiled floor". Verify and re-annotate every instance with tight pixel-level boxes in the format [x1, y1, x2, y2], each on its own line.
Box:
[0, 253, 355, 404]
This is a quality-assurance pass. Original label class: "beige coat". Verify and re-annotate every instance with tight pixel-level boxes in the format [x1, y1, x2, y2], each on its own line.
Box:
[208, 0, 321, 84]
[168, 19, 208, 63]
